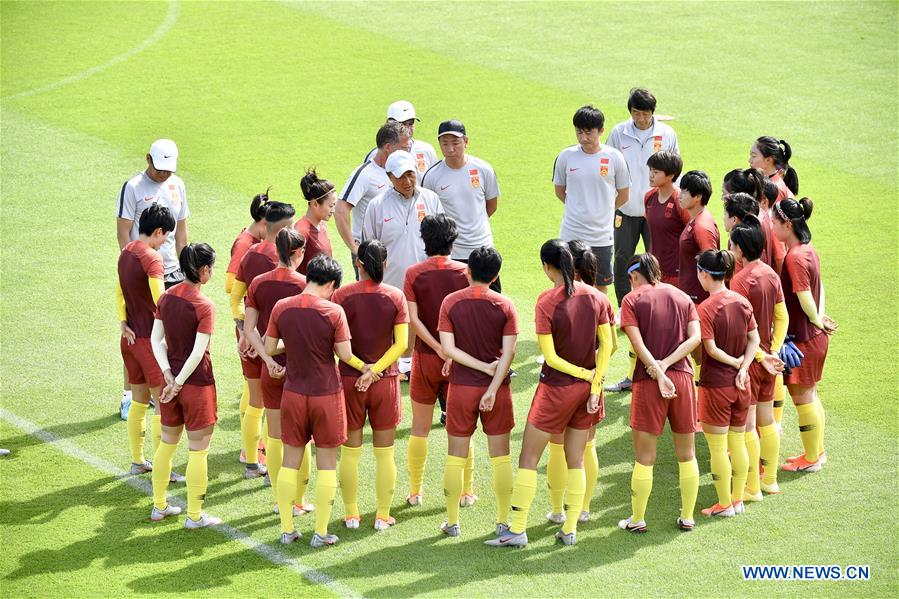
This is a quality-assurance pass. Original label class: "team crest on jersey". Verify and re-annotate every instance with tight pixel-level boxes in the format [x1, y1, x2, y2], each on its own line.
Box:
[416, 153, 426, 172]
[167, 183, 182, 212]
[599, 158, 609, 177]
[469, 168, 480, 188]
[653, 135, 663, 152]
[664, 203, 674, 218]
[416, 200, 426, 222]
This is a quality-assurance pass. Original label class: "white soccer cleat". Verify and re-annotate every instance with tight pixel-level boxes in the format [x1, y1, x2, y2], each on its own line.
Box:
[578, 510, 591, 523]
[760, 481, 781, 494]
[555, 530, 577, 545]
[440, 521, 460, 537]
[459, 493, 478, 507]
[618, 516, 647, 533]
[545, 511, 566, 524]
[280, 530, 301, 545]
[310, 532, 339, 548]
[130, 460, 153, 475]
[184, 513, 222, 529]
[407, 493, 423, 506]
[344, 516, 360, 529]
[150, 504, 182, 521]
[374, 517, 396, 531]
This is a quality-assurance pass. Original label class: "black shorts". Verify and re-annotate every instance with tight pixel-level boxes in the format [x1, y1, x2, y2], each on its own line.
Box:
[589, 245, 614, 286]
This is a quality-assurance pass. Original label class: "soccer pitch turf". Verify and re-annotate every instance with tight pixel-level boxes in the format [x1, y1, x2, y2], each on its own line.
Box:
[1, 1, 897, 597]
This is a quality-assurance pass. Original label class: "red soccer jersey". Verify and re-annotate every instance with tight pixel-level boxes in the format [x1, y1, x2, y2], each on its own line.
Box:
[266, 293, 351, 395]
[759, 211, 786, 274]
[154, 283, 215, 386]
[245, 267, 307, 365]
[698, 289, 757, 388]
[333, 279, 409, 377]
[730, 260, 784, 353]
[645, 188, 690, 278]
[620, 283, 699, 382]
[781, 243, 822, 343]
[235, 239, 279, 285]
[403, 256, 469, 355]
[438, 285, 519, 387]
[770, 171, 793, 202]
[678, 208, 720, 304]
[227, 229, 259, 275]
[119, 240, 164, 338]
[294, 217, 333, 275]
[535, 281, 612, 387]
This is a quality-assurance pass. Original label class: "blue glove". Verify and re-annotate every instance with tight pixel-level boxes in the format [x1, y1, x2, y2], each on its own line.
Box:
[779, 339, 804, 370]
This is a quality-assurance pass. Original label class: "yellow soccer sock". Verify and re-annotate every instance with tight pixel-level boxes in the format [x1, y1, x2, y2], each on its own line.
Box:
[509, 468, 537, 534]
[693, 361, 702, 384]
[186, 449, 209, 520]
[705, 432, 731, 507]
[407, 435, 428, 496]
[678, 459, 699, 521]
[239, 379, 249, 419]
[759, 424, 780, 485]
[373, 445, 396, 520]
[546, 442, 567, 514]
[277, 466, 298, 533]
[151, 414, 162, 454]
[628, 351, 637, 380]
[562, 468, 586, 534]
[261, 417, 268, 452]
[296, 444, 312, 504]
[630, 462, 653, 522]
[339, 445, 362, 518]
[582, 440, 599, 513]
[314, 469, 337, 536]
[241, 405, 264, 466]
[443, 455, 466, 526]
[462, 443, 475, 496]
[728, 432, 749, 504]
[772, 375, 785, 424]
[744, 430, 761, 495]
[151, 441, 178, 510]
[796, 402, 821, 462]
[490, 454, 513, 525]
[127, 401, 149, 463]
[267, 437, 283, 501]
[816, 396, 826, 456]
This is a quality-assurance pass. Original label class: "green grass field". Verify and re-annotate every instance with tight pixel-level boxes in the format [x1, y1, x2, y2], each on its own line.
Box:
[2, 1, 897, 597]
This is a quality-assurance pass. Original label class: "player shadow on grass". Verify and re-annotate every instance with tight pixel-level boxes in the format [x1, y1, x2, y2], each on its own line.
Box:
[0, 413, 119, 451]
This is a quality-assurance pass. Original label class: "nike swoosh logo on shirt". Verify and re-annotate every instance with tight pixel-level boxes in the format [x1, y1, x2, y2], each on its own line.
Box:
[569, 168, 580, 172]
[376, 184, 386, 189]
[384, 217, 394, 222]
[440, 185, 450, 191]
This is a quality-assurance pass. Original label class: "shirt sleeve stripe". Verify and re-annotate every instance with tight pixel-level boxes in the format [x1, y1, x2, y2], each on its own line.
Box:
[340, 161, 370, 201]
[117, 181, 129, 218]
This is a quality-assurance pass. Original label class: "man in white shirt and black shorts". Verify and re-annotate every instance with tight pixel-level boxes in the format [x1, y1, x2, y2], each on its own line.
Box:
[364, 100, 438, 181]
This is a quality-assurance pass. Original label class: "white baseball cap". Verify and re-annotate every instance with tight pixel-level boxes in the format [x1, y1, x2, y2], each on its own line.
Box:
[387, 100, 419, 122]
[148, 139, 178, 172]
[385, 150, 417, 178]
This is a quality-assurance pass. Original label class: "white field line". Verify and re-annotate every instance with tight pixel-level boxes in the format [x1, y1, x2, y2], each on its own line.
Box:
[1, 1, 180, 102]
[0, 407, 363, 599]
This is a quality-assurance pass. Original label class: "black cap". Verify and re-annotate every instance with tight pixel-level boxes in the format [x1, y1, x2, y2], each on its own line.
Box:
[437, 119, 466, 137]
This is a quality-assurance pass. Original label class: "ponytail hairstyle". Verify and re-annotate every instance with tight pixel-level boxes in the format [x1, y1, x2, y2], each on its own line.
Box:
[300, 168, 335, 204]
[263, 200, 296, 234]
[625, 253, 661, 285]
[275, 227, 306, 265]
[680, 170, 712, 205]
[729, 216, 765, 262]
[723, 168, 765, 203]
[179, 243, 216, 284]
[540, 239, 576, 296]
[567, 240, 597, 286]
[723, 192, 760, 221]
[772, 197, 814, 244]
[755, 136, 799, 195]
[357, 239, 387, 283]
[250, 187, 271, 222]
[696, 249, 735, 282]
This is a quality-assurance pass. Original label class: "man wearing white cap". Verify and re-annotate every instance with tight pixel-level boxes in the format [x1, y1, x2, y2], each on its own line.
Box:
[364, 100, 438, 180]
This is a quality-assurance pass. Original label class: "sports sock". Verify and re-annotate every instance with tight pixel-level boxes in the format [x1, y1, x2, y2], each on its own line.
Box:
[151, 414, 162, 454]
[443, 455, 465, 526]
[796, 402, 821, 462]
[490, 454, 513, 524]
[261, 416, 268, 452]
[296, 444, 312, 504]
[561, 468, 585, 534]
[462, 443, 475, 496]
[186, 449, 209, 520]
[744, 430, 761, 495]
[266, 437, 283, 500]
[546, 442, 567, 514]
[815, 395, 825, 456]
[678, 459, 699, 521]
[509, 468, 537, 534]
[628, 351, 637, 380]
[705, 432, 731, 507]
[314, 469, 337, 536]
[277, 467, 298, 533]
[759, 424, 780, 485]
[693, 361, 702, 384]
[772, 375, 785, 424]
[582, 439, 598, 513]
[127, 401, 149, 463]
[339, 445, 362, 518]
[407, 435, 428, 496]
[631, 462, 653, 522]
[728, 431, 749, 504]
[239, 379, 249, 419]
[151, 441, 177, 510]
[241, 405, 264, 467]
[373, 445, 396, 520]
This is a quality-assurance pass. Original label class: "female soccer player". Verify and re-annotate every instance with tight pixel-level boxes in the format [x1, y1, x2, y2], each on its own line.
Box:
[149, 243, 221, 528]
[678, 170, 719, 304]
[295, 168, 336, 275]
[332, 240, 409, 531]
[695, 250, 760, 518]
[723, 168, 785, 274]
[644, 151, 689, 285]
[772, 198, 836, 473]
[438, 247, 518, 538]
[614, 254, 701, 533]
[728, 218, 788, 496]
[244, 228, 314, 516]
[487, 240, 611, 547]
[750, 137, 798, 200]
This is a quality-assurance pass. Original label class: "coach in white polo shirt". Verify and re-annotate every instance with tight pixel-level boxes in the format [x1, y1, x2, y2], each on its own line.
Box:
[421, 119, 502, 291]
[362, 150, 444, 289]
[364, 100, 438, 180]
[553, 105, 630, 293]
[606, 88, 680, 302]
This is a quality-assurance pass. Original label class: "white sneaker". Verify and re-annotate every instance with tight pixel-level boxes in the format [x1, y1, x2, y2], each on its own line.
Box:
[184, 513, 222, 529]
[310, 532, 339, 548]
[150, 504, 182, 521]
[120, 396, 132, 420]
[344, 517, 360, 529]
[618, 516, 647, 533]
[407, 493, 423, 506]
[280, 531, 301, 545]
[677, 517, 695, 531]
[130, 460, 153, 475]
[760, 481, 780, 494]
[555, 530, 576, 545]
[545, 511, 566, 524]
[578, 510, 591, 523]
[374, 517, 395, 531]
[440, 521, 460, 537]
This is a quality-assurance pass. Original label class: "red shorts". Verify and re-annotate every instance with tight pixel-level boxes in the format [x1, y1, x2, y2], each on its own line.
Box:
[698, 385, 750, 428]
[785, 333, 829, 387]
[749, 360, 776, 405]
[409, 350, 448, 405]
[661, 273, 679, 286]
[159, 384, 217, 431]
[280, 389, 347, 448]
[261, 366, 285, 410]
[527, 381, 596, 434]
[235, 327, 262, 379]
[446, 383, 514, 437]
[342, 375, 401, 431]
[121, 337, 163, 388]
[631, 370, 698, 435]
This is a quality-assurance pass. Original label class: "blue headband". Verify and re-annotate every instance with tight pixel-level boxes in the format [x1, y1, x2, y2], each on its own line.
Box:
[627, 262, 641, 274]
[697, 264, 725, 276]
